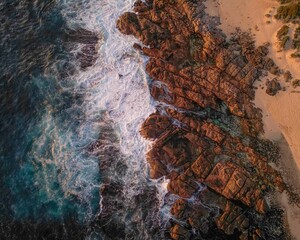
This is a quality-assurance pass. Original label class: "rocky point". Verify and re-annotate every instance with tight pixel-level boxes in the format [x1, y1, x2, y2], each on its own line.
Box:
[117, 0, 299, 239]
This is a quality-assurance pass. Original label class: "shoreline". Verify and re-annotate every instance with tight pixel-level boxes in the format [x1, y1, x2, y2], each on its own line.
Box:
[205, 1, 300, 172]
[254, 83, 300, 171]
[117, 0, 300, 238]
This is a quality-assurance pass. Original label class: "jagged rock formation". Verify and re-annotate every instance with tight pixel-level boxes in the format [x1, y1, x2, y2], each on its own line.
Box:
[117, 0, 297, 239]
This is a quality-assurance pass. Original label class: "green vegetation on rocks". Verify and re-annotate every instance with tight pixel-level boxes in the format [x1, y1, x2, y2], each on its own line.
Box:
[291, 51, 300, 57]
[277, 0, 292, 3]
[291, 25, 300, 57]
[293, 25, 300, 49]
[280, 35, 290, 49]
[275, 2, 300, 21]
[292, 79, 300, 88]
[277, 25, 290, 49]
[277, 25, 290, 38]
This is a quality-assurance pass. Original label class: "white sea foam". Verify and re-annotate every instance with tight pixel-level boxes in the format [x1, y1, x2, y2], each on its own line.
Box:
[27, 0, 171, 226]
[61, 0, 167, 219]
[10, 0, 150, 222]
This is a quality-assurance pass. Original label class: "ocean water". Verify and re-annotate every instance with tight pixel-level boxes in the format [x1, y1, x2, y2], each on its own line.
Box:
[0, 0, 167, 239]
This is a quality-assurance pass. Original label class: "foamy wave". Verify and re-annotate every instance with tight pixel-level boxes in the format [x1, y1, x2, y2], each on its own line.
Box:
[62, 0, 155, 180]
[54, 0, 157, 219]
[44, 0, 171, 226]
[10, 0, 150, 222]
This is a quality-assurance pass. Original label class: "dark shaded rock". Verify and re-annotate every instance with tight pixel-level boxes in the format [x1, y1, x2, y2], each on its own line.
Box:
[283, 70, 293, 82]
[266, 78, 281, 96]
[170, 224, 191, 240]
[215, 201, 249, 235]
[76, 44, 98, 69]
[292, 79, 300, 88]
[269, 65, 280, 75]
[92, 115, 164, 239]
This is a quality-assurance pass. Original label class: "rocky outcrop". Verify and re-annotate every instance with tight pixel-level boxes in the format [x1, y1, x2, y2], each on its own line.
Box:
[266, 78, 281, 96]
[292, 79, 300, 88]
[117, 0, 298, 239]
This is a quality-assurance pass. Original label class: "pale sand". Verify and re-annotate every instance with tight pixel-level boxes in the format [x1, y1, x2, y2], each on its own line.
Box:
[255, 85, 300, 170]
[205, 0, 300, 238]
[205, 0, 300, 168]
[205, 0, 300, 78]
[275, 137, 300, 240]
[205, 0, 300, 169]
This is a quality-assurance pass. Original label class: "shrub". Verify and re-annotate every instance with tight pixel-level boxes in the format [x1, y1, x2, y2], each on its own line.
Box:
[277, 25, 290, 39]
[293, 25, 300, 49]
[277, 0, 292, 3]
[277, 25, 290, 49]
[292, 79, 300, 88]
[291, 51, 300, 58]
[275, 2, 300, 21]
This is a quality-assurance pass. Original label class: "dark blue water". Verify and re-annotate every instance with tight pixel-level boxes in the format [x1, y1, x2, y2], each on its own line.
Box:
[0, 0, 101, 237]
[0, 0, 168, 239]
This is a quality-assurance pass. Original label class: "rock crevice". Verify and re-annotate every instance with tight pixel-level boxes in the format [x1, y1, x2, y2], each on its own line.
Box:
[117, 0, 298, 239]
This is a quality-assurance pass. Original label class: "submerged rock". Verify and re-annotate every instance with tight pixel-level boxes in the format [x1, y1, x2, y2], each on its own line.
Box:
[63, 28, 100, 70]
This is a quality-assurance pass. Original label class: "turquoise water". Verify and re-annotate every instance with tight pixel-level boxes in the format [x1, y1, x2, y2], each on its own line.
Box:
[0, 0, 164, 238]
[0, 0, 100, 227]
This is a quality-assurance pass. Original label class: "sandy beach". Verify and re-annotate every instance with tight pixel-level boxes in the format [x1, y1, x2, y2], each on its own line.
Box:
[205, 0, 300, 238]
[205, 0, 300, 171]
[276, 137, 300, 240]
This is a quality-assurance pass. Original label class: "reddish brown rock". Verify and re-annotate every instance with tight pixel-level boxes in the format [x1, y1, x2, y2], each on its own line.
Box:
[266, 78, 281, 96]
[170, 224, 191, 240]
[140, 112, 171, 139]
[216, 201, 249, 235]
[191, 155, 214, 181]
[170, 199, 188, 219]
[116, 12, 142, 37]
[167, 170, 199, 198]
[117, 0, 296, 239]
